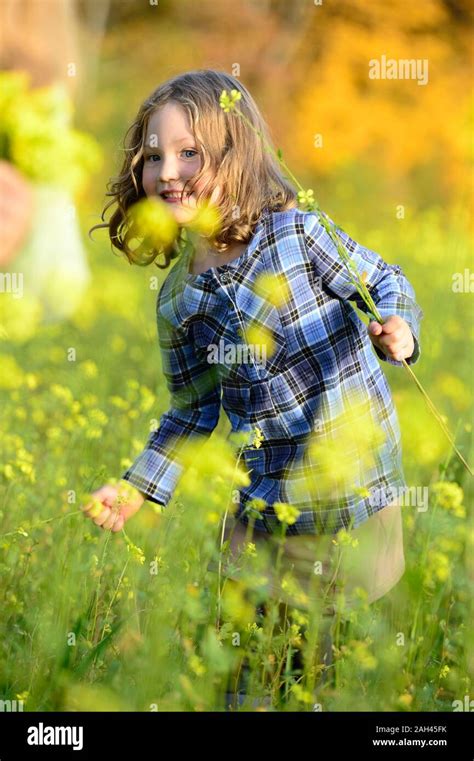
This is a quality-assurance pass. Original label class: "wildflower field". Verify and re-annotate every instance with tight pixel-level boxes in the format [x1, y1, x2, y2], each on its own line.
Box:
[0, 0, 472, 718]
[0, 197, 472, 713]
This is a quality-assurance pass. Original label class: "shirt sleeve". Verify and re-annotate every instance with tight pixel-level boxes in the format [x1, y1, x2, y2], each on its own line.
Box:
[120, 310, 222, 505]
[302, 210, 424, 366]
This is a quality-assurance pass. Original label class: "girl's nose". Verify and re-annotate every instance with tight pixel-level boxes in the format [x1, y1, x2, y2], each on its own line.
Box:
[159, 157, 180, 184]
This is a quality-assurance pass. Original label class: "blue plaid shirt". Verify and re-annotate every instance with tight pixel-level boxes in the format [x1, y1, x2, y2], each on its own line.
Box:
[121, 207, 423, 535]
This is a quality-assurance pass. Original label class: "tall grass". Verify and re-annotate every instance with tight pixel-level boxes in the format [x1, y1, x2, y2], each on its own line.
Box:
[0, 206, 471, 712]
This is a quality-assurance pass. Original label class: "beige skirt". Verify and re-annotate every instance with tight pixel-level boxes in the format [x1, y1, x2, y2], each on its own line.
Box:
[207, 500, 405, 616]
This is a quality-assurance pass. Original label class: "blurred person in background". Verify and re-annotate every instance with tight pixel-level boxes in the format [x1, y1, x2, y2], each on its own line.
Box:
[0, 0, 108, 323]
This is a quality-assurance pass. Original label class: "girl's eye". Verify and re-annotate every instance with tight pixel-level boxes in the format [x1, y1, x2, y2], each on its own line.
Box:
[145, 150, 198, 162]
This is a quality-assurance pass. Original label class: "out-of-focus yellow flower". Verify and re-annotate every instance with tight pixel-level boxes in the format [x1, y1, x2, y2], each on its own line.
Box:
[179, 436, 250, 487]
[242, 541, 257, 558]
[0, 355, 24, 389]
[290, 682, 314, 704]
[274, 501, 300, 525]
[439, 665, 450, 679]
[125, 197, 178, 259]
[3, 464, 14, 479]
[397, 693, 413, 708]
[85, 427, 102, 440]
[110, 396, 129, 410]
[79, 360, 98, 379]
[253, 272, 290, 308]
[51, 384, 74, 404]
[350, 639, 377, 670]
[246, 497, 267, 513]
[423, 549, 451, 587]
[24, 373, 38, 390]
[332, 528, 359, 548]
[431, 481, 465, 518]
[82, 393, 98, 407]
[246, 322, 276, 360]
[281, 572, 308, 607]
[206, 511, 221, 525]
[123, 534, 145, 565]
[139, 386, 155, 413]
[186, 202, 221, 237]
[303, 392, 386, 499]
[220, 578, 255, 624]
[88, 408, 108, 426]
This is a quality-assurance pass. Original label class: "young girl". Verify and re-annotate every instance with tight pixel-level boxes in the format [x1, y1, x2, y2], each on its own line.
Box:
[83, 69, 423, 700]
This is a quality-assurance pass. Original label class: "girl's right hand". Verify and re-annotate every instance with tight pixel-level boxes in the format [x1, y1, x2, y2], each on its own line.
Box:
[80, 481, 146, 532]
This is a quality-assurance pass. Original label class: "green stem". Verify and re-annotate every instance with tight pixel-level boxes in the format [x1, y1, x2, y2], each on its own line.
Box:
[221, 98, 472, 477]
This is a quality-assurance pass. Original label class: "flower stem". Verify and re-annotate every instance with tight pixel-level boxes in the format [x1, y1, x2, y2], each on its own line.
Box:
[220, 94, 472, 477]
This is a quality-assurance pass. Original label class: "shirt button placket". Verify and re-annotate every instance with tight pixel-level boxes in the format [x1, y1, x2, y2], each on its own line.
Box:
[218, 272, 261, 385]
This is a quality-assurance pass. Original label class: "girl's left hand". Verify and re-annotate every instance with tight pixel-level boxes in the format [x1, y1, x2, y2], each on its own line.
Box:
[368, 315, 415, 362]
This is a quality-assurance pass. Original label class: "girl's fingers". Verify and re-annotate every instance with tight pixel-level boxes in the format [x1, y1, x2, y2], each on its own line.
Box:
[102, 509, 121, 530]
[368, 321, 382, 335]
[111, 514, 125, 533]
[93, 506, 111, 526]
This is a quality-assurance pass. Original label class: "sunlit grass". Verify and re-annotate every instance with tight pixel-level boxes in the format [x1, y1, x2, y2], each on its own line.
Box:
[0, 209, 471, 712]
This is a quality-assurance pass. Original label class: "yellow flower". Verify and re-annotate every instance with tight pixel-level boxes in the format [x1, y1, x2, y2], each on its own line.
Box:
[253, 272, 290, 308]
[246, 322, 276, 360]
[125, 197, 178, 259]
[188, 654, 206, 677]
[423, 549, 451, 587]
[242, 541, 257, 558]
[439, 665, 450, 679]
[332, 528, 359, 548]
[206, 511, 221, 525]
[0, 355, 24, 389]
[296, 188, 317, 211]
[219, 89, 242, 112]
[397, 693, 413, 708]
[252, 426, 264, 449]
[350, 639, 377, 670]
[186, 202, 221, 236]
[88, 408, 109, 426]
[3, 464, 14, 479]
[274, 501, 301, 525]
[79, 360, 98, 379]
[431, 481, 465, 517]
[290, 682, 314, 704]
[124, 537, 145, 565]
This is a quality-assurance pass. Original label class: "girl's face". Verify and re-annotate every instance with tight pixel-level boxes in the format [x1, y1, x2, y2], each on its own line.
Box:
[141, 101, 220, 224]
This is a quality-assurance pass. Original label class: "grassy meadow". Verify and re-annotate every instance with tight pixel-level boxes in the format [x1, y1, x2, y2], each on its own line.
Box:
[0, 197, 472, 712]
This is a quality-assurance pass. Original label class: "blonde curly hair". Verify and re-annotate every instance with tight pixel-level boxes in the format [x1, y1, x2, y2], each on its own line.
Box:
[90, 68, 298, 269]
